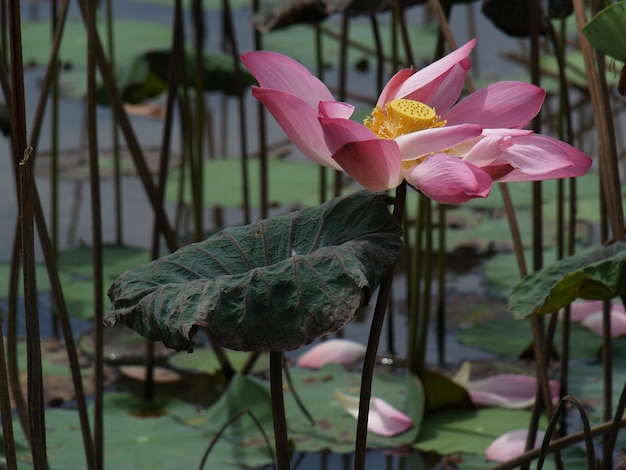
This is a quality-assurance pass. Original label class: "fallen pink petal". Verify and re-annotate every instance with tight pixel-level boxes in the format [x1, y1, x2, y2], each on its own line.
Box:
[485, 429, 546, 462]
[334, 390, 413, 437]
[242, 39, 592, 204]
[581, 310, 626, 337]
[297, 339, 367, 369]
[566, 300, 626, 324]
[454, 362, 559, 409]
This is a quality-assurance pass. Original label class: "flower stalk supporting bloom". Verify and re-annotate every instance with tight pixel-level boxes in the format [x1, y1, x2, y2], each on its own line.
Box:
[242, 39, 592, 204]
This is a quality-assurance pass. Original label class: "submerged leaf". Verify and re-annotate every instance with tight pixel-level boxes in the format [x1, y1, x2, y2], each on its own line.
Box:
[509, 242, 626, 319]
[105, 191, 402, 351]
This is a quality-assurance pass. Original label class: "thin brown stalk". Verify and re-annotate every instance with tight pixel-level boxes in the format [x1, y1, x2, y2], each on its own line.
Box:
[223, 0, 252, 224]
[0, 314, 17, 469]
[8, 0, 48, 463]
[270, 351, 290, 469]
[32, 187, 96, 469]
[354, 183, 406, 470]
[85, 0, 104, 465]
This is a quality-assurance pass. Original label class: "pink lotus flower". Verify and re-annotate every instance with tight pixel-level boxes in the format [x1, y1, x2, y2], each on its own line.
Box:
[297, 339, 366, 369]
[454, 362, 559, 409]
[334, 390, 413, 437]
[485, 429, 545, 462]
[242, 39, 592, 204]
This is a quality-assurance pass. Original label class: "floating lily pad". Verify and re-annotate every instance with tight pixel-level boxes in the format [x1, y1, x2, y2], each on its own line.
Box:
[192, 363, 422, 466]
[165, 157, 330, 209]
[12, 338, 115, 406]
[483, 249, 558, 299]
[416, 407, 547, 455]
[32, 393, 223, 469]
[106, 191, 403, 351]
[509, 242, 626, 318]
[456, 317, 602, 359]
[0, 244, 150, 320]
[168, 347, 269, 375]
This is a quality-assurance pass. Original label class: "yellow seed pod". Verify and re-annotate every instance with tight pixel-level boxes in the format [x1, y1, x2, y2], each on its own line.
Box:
[388, 99, 437, 133]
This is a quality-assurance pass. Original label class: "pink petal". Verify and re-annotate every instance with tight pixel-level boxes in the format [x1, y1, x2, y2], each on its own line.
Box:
[318, 116, 379, 154]
[404, 154, 492, 204]
[242, 51, 334, 107]
[396, 124, 482, 160]
[444, 82, 546, 129]
[495, 134, 592, 182]
[297, 339, 366, 369]
[581, 311, 626, 338]
[334, 391, 413, 437]
[320, 117, 403, 191]
[421, 61, 472, 114]
[485, 429, 545, 462]
[251, 87, 341, 170]
[467, 375, 559, 409]
[376, 68, 415, 108]
[390, 39, 476, 105]
[318, 100, 355, 119]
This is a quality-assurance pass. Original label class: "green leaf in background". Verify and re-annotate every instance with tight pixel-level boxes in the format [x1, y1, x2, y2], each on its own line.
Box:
[96, 49, 256, 105]
[263, 19, 438, 71]
[583, 0, 626, 61]
[482, 249, 557, 299]
[21, 19, 172, 68]
[509, 242, 626, 318]
[106, 191, 403, 351]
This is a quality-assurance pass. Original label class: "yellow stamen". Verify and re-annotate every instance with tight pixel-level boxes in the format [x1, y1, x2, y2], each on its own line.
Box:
[364, 99, 446, 140]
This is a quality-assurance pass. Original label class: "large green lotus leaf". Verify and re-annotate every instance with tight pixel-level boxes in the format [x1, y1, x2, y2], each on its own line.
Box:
[105, 191, 402, 351]
[193, 363, 421, 466]
[21, 19, 172, 68]
[509, 242, 626, 319]
[583, 0, 626, 61]
[165, 157, 335, 209]
[456, 317, 602, 359]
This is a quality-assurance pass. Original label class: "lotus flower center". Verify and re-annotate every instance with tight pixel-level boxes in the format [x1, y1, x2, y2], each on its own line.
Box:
[364, 99, 445, 140]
